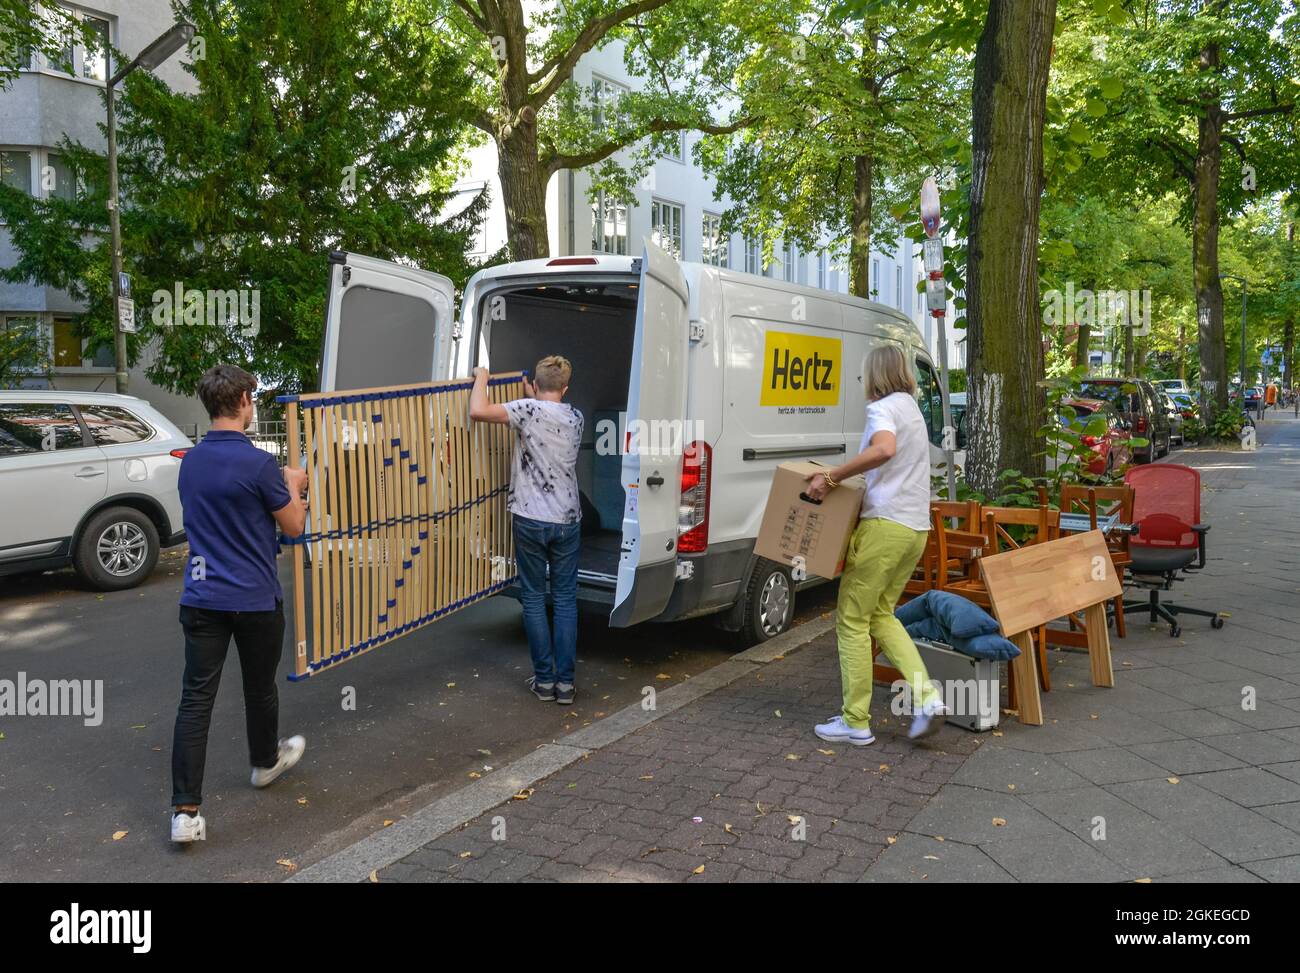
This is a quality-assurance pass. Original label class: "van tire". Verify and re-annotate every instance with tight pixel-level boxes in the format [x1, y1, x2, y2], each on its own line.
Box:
[737, 559, 795, 646]
[74, 506, 160, 591]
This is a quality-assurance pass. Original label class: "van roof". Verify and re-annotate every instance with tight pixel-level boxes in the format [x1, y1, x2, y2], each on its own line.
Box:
[468, 254, 930, 355]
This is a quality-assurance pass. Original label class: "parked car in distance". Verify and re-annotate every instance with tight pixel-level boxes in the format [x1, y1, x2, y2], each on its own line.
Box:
[1169, 391, 1198, 418]
[0, 391, 190, 590]
[1244, 386, 1263, 413]
[1161, 391, 1185, 446]
[1078, 377, 1171, 463]
[1052, 398, 1132, 475]
[1157, 379, 1190, 396]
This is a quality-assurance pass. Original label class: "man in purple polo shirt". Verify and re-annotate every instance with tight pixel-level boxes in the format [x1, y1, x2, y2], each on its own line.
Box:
[169, 364, 309, 844]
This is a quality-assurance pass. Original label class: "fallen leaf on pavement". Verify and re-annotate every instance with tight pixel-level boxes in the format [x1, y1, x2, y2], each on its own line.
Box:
[1135, 877, 1152, 883]
[886, 835, 897, 844]
[468, 771, 481, 779]
[512, 788, 534, 800]
[785, 753, 799, 761]
[277, 859, 296, 870]
[724, 824, 735, 834]
[1167, 777, 1180, 784]
[368, 871, 379, 883]
[639, 775, 653, 781]
[655, 673, 671, 680]
[774, 709, 782, 718]
[297, 797, 308, 805]
[692, 865, 705, 875]
[924, 855, 939, 861]
[383, 820, 394, 827]
[817, 749, 835, 756]
[459, 852, 471, 859]
[878, 763, 890, 772]
[112, 830, 128, 841]
[992, 817, 1007, 826]
[446, 682, 456, 688]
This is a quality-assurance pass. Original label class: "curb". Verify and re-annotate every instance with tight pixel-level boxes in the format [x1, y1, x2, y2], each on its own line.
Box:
[288, 612, 837, 883]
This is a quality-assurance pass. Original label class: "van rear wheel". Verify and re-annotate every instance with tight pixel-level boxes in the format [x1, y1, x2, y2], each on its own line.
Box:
[738, 559, 795, 646]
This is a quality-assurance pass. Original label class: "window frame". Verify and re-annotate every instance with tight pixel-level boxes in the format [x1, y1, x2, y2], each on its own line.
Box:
[0, 401, 93, 456]
[590, 188, 630, 255]
[701, 212, 728, 268]
[650, 197, 684, 260]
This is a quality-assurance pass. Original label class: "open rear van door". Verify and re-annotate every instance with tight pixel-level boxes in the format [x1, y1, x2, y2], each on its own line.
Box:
[319, 251, 457, 392]
[610, 241, 690, 627]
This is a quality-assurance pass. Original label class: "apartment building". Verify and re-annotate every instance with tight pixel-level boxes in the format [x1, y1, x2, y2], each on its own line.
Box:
[0, 0, 205, 428]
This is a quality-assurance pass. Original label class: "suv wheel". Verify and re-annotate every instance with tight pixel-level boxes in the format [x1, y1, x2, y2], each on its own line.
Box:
[738, 558, 795, 646]
[74, 506, 159, 591]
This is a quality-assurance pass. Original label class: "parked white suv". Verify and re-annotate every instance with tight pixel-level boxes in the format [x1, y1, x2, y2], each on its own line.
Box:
[0, 391, 191, 590]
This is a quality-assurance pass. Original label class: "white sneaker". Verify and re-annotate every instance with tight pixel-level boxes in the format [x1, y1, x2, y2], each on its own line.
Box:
[908, 699, 951, 740]
[814, 715, 876, 746]
[170, 811, 206, 843]
[250, 735, 306, 788]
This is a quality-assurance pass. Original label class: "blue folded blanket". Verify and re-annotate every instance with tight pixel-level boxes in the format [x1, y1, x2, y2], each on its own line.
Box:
[895, 590, 1020, 661]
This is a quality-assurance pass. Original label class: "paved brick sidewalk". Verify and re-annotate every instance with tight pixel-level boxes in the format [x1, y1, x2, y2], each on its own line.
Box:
[374, 415, 1299, 883]
[865, 413, 1300, 882]
[377, 637, 980, 882]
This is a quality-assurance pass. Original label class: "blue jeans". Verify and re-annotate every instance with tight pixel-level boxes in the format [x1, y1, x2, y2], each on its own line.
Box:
[513, 515, 581, 685]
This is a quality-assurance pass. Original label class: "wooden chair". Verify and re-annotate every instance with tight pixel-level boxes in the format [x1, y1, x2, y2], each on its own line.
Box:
[1057, 484, 1134, 643]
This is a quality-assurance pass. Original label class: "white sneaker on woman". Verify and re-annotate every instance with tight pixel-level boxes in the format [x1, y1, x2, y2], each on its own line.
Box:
[814, 715, 876, 746]
[908, 699, 951, 740]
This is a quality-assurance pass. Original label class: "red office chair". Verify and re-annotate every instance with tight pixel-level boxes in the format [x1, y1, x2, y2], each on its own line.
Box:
[1122, 463, 1225, 637]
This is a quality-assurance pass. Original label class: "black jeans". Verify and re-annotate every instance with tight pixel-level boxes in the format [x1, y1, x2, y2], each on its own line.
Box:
[171, 603, 284, 806]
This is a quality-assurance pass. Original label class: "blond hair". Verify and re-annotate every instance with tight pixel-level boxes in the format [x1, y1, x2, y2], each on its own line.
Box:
[864, 344, 917, 401]
[533, 354, 572, 393]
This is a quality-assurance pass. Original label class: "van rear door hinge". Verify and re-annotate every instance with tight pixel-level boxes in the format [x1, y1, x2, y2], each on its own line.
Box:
[689, 320, 705, 342]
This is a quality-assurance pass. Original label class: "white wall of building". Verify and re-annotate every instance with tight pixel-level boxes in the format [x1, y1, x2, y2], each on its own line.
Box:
[0, 0, 206, 430]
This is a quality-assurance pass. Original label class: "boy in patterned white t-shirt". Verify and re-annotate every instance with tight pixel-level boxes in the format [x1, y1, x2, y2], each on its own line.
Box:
[470, 356, 584, 704]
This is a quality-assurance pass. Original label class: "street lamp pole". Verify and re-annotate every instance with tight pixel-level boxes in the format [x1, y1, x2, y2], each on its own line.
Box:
[107, 23, 195, 395]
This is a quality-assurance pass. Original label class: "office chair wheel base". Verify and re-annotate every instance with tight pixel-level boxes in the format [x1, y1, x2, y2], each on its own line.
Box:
[1211, 616, 1225, 630]
[1170, 624, 1181, 638]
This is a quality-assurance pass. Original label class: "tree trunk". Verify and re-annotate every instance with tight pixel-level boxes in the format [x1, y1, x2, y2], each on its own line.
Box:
[1178, 319, 1187, 381]
[849, 153, 873, 298]
[1192, 40, 1228, 423]
[965, 0, 1056, 495]
[1074, 320, 1091, 368]
[1123, 314, 1134, 376]
[1285, 222, 1296, 390]
[498, 124, 550, 260]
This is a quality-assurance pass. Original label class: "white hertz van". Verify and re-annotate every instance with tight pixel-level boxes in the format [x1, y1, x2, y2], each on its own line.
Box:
[317, 243, 946, 643]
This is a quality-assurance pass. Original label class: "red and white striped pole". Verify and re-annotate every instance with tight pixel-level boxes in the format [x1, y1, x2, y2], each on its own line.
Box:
[921, 176, 957, 501]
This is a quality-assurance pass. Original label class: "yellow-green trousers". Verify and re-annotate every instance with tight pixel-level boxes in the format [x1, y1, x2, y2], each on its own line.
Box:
[835, 517, 939, 729]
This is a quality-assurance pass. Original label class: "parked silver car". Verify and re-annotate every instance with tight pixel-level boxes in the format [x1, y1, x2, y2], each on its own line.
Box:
[0, 391, 191, 590]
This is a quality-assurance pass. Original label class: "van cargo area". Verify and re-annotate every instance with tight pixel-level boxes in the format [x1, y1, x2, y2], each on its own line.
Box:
[481, 279, 638, 590]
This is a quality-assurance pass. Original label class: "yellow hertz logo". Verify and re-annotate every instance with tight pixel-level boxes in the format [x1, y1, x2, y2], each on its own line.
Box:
[760, 331, 841, 406]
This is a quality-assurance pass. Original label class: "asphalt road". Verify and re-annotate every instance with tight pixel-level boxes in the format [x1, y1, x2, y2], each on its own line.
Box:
[0, 550, 836, 882]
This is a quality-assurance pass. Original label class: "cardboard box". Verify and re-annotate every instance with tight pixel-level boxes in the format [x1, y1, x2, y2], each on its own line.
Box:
[754, 461, 865, 579]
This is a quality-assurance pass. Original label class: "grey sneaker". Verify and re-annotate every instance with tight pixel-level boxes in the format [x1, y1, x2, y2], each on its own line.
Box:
[555, 683, 575, 705]
[527, 676, 556, 701]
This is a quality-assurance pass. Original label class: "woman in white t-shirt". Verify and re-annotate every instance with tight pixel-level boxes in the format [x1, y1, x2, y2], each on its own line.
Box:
[803, 344, 949, 746]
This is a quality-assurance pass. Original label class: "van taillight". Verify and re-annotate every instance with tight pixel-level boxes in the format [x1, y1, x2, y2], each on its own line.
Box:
[1135, 416, 1148, 434]
[547, 257, 599, 266]
[677, 441, 711, 554]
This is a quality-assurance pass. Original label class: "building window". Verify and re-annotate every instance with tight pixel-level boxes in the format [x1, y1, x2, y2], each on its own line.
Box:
[591, 76, 628, 129]
[650, 199, 683, 259]
[52, 317, 82, 368]
[744, 237, 761, 275]
[663, 131, 685, 163]
[0, 150, 33, 194]
[591, 190, 628, 255]
[871, 258, 881, 299]
[44, 152, 77, 201]
[1, 316, 44, 374]
[702, 213, 727, 267]
[782, 243, 795, 282]
[817, 252, 827, 290]
[82, 15, 110, 81]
